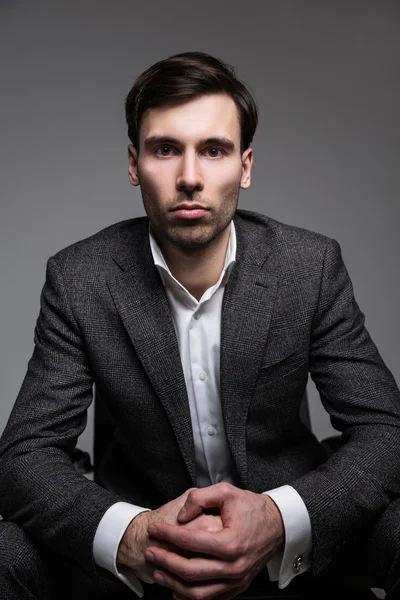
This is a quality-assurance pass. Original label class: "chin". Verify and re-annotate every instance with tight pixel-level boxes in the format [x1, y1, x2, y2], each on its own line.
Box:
[166, 229, 216, 250]
[170, 236, 209, 250]
[162, 220, 231, 250]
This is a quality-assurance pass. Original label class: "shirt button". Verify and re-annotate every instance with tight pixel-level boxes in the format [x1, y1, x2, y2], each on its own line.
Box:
[194, 312, 201, 320]
[198, 371, 206, 381]
[207, 426, 216, 436]
[216, 473, 222, 483]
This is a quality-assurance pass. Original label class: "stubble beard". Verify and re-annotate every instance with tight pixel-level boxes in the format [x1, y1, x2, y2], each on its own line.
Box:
[141, 184, 241, 251]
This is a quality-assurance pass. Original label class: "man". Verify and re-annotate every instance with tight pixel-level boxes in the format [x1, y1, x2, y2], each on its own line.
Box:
[0, 51, 400, 600]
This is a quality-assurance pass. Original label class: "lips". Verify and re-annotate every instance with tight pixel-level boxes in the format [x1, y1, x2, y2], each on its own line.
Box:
[171, 203, 208, 211]
[171, 204, 209, 220]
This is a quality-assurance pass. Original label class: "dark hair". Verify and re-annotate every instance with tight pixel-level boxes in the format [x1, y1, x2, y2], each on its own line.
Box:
[125, 51, 258, 153]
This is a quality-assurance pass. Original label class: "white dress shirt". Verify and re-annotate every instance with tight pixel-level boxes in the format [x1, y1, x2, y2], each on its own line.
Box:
[93, 222, 312, 596]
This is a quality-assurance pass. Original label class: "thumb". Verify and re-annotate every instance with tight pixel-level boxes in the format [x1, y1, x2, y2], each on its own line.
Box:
[177, 496, 202, 523]
[178, 486, 225, 523]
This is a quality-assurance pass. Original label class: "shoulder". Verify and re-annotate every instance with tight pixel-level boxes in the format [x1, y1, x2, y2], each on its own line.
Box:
[235, 209, 338, 266]
[47, 216, 148, 280]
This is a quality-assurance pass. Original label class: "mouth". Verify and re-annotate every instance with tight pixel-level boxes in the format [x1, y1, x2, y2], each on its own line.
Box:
[170, 204, 210, 220]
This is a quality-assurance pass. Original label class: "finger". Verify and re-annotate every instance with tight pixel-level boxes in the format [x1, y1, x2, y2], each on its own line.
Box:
[184, 513, 223, 533]
[145, 546, 243, 581]
[178, 484, 232, 523]
[153, 569, 242, 600]
[148, 523, 234, 559]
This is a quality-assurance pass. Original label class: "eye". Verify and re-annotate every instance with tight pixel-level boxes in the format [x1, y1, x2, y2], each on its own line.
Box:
[206, 148, 224, 158]
[155, 145, 174, 156]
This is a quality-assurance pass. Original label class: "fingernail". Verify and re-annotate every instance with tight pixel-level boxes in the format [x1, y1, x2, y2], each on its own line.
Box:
[145, 550, 154, 561]
[179, 507, 187, 518]
[154, 571, 164, 583]
[148, 524, 158, 536]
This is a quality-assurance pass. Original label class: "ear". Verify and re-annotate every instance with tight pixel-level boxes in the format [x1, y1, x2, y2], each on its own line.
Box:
[240, 147, 253, 189]
[128, 144, 140, 186]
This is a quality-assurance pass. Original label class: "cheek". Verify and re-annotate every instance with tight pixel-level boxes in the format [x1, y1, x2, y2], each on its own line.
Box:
[139, 163, 174, 196]
[208, 163, 242, 192]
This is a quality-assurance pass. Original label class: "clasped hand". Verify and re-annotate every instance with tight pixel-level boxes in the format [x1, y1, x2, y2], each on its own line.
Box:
[144, 482, 284, 600]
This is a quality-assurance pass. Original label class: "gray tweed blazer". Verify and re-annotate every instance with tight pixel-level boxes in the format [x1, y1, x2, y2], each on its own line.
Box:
[1, 209, 400, 578]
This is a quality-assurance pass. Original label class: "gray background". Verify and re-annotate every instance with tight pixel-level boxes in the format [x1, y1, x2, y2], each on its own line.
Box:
[1, 1, 399, 457]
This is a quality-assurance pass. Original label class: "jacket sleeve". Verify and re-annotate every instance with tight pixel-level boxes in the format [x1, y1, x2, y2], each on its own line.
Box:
[0, 255, 126, 573]
[291, 238, 400, 575]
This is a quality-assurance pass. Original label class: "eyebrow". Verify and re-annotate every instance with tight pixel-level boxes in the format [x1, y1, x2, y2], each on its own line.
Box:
[143, 135, 236, 151]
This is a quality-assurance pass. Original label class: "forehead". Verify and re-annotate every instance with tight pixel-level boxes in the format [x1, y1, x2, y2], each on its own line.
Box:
[140, 93, 241, 145]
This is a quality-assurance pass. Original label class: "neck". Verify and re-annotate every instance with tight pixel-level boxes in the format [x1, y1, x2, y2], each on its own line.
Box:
[157, 226, 231, 300]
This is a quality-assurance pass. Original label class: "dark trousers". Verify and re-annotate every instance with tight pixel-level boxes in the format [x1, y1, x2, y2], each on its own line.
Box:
[1, 498, 400, 600]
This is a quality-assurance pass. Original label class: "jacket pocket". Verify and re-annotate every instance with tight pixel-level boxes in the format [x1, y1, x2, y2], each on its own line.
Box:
[258, 346, 308, 380]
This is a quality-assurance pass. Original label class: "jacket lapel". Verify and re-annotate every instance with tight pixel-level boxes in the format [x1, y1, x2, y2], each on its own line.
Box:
[221, 215, 278, 488]
[107, 220, 196, 484]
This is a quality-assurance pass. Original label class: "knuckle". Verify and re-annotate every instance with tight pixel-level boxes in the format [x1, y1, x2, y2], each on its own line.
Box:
[176, 527, 192, 550]
[182, 567, 195, 582]
[220, 482, 233, 495]
[243, 572, 251, 585]
[178, 531, 192, 549]
[232, 557, 247, 577]
[187, 489, 198, 503]
[226, 538, 241, 558]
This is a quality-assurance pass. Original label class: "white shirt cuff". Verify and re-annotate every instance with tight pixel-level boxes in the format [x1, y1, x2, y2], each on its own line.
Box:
[263, 485, 312, 588]
[93, 502, 153, 597]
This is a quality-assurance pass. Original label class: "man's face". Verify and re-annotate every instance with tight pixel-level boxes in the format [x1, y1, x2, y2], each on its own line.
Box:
[128, 93, 253, 251]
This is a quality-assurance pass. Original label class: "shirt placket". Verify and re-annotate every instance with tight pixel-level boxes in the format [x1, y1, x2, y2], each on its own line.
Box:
[189, 293, 232, 486]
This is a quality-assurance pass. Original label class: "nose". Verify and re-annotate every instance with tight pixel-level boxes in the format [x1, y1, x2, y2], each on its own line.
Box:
[176, 152, 204, 193]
